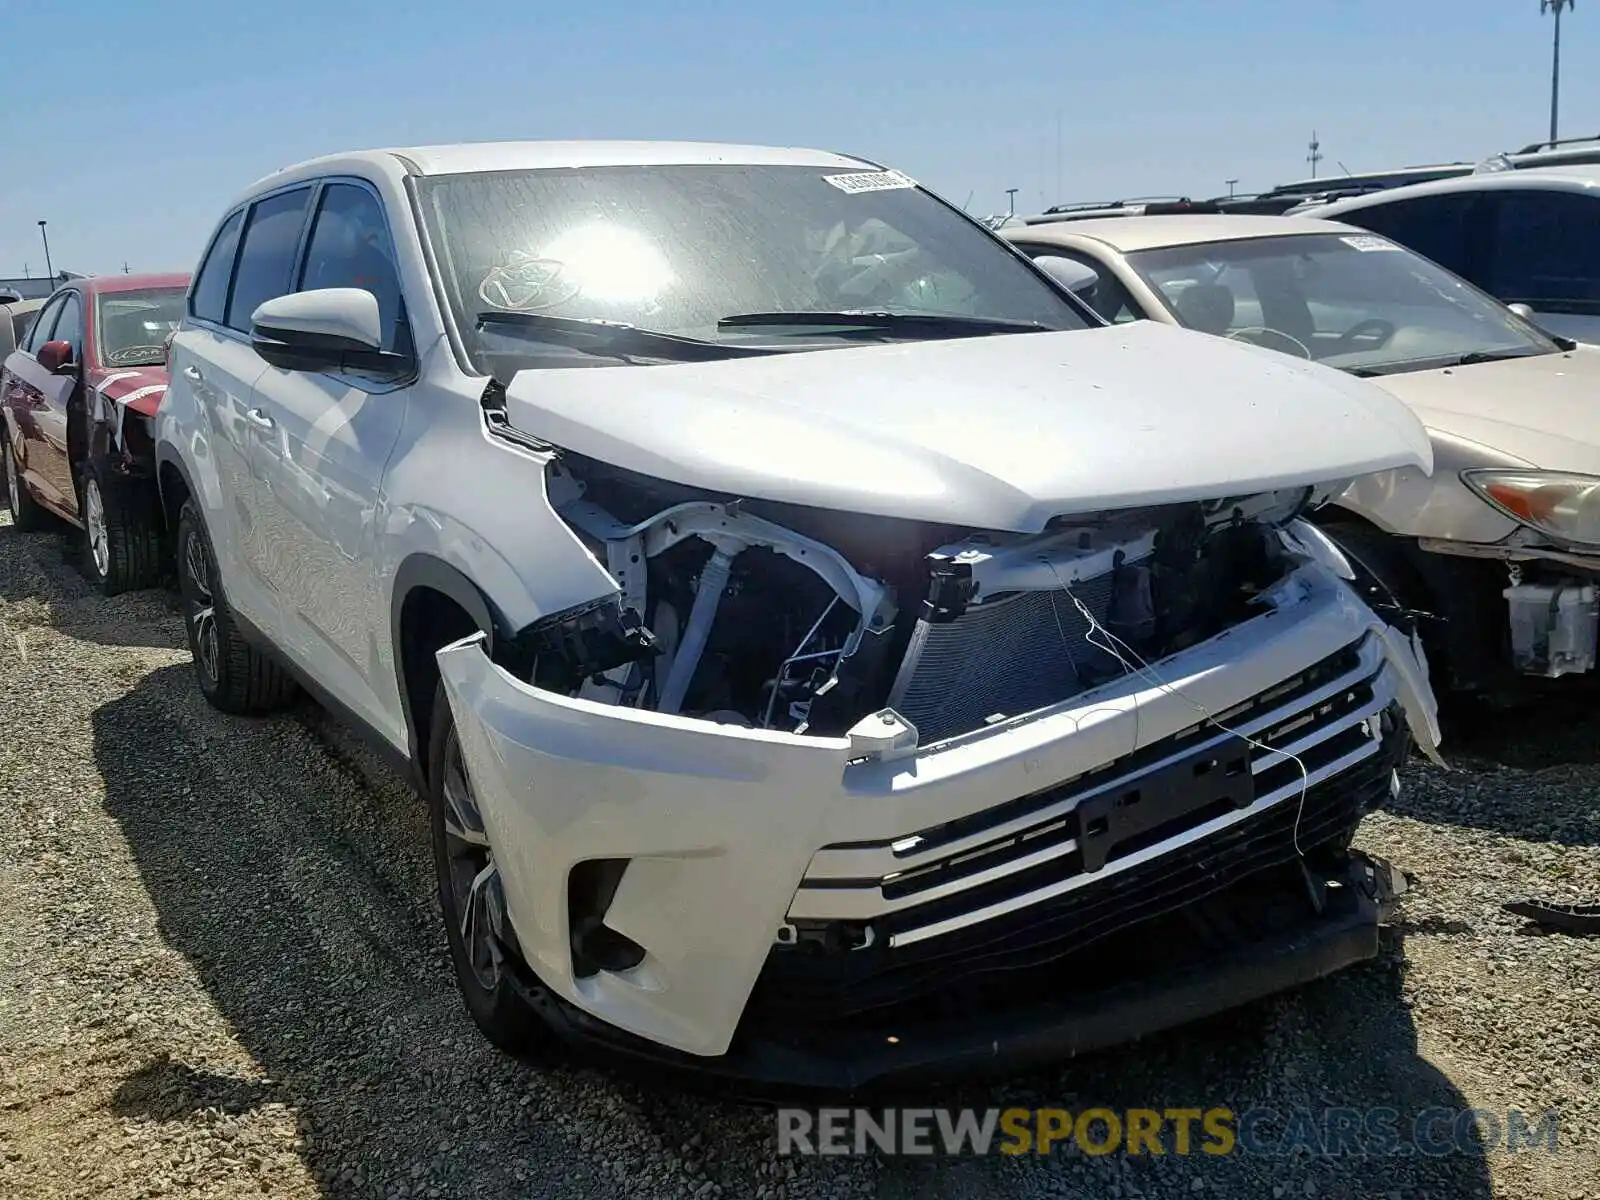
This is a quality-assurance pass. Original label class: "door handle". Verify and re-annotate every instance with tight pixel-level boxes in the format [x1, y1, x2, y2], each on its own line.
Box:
[183, 365, 203, 382]
[245, 407, 276, 430]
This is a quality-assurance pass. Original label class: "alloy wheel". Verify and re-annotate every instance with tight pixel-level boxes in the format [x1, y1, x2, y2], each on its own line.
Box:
[441, 727, 507, 992]
[84, 477, 110, 579]
[183, 526, 221, 685]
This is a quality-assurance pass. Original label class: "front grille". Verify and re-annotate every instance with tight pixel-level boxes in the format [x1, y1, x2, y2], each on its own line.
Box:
[887, 573, 1120, 745]
[773, 634, 1397, 1021]
[750, 725, 1400, 1027]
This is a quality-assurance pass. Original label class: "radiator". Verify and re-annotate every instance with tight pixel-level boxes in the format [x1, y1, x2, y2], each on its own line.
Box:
[887, 572, 1121, 745]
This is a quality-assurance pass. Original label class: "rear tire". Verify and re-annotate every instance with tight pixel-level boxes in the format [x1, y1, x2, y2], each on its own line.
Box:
[3, 433, 47, 532]
[80, 460, 165, 596]
[176, 498, 298, 715]
[427, 678, 552, 1057]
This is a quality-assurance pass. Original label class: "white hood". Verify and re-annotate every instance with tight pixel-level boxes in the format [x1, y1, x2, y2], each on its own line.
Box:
[503, 321, 1433, 531]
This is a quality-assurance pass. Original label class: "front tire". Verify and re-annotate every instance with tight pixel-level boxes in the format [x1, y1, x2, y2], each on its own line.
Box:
[175, 499, 297, 715]
[3, 433, 47, 531]
[80, 461, 165, 596]
[427, 678, 550, 1057]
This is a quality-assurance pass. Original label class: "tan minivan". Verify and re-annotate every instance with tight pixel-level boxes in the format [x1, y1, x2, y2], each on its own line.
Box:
[1004, 212, 1600, 698]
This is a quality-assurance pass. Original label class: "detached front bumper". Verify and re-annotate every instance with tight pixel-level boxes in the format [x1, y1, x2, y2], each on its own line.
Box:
[436, 565, 1435, 1074]
[513, 846, 1405, 1094]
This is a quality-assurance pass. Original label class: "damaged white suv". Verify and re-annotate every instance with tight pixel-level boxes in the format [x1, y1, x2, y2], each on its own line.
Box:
[157, 141, 1442, 1089]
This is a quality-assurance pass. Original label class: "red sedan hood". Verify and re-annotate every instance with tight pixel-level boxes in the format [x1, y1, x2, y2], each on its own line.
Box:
[88, 365, 170, 419]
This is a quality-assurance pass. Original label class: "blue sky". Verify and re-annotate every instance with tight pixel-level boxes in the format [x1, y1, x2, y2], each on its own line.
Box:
[3, 0, 1595, 277]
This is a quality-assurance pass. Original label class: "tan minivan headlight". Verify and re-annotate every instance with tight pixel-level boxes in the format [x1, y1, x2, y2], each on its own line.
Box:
[1462, 469, 1600, 546]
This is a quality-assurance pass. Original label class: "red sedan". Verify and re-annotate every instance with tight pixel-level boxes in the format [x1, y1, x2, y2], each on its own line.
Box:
[1, 273, 188, 594]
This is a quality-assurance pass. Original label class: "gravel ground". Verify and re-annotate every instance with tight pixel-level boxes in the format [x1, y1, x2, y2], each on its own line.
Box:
[0, 508, 1596, 1200]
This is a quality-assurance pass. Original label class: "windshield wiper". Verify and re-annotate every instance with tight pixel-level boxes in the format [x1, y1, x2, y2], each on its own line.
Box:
[474, 311, 781, 362]
[716, 310, 1052, 336]
[1454, 348, 1548, 367]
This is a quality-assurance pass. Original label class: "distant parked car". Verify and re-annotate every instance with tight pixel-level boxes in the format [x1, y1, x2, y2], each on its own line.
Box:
[0, 297, 47, 362]
[1003, 213, 1600, 698]
[1298, 167, 1600, 346]
[1, 274, 189, 594]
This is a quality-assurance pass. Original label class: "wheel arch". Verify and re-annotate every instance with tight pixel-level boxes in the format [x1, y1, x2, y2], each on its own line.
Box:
[155, 442, 195, 534]
[392, 553, 502, 788]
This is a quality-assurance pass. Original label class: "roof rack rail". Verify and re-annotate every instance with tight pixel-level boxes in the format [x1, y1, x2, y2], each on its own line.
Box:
[1040, 194, 1189, 214]
[1514, 133, 1600, 154]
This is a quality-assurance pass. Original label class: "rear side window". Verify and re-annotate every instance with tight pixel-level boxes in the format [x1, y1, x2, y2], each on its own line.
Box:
[1338, 193, 1481, 278]
[226, 187, 312, 332]
[1487, 190, 1600, 312]
[191, 210, 245, 324]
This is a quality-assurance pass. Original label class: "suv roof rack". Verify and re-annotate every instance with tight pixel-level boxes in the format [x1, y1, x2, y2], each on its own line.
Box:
[1264, 163, 1474, 200]
[1025, 197, 1233, 224]
[1040, 194, 1191, 214]
[1514, 133, 1600, 154]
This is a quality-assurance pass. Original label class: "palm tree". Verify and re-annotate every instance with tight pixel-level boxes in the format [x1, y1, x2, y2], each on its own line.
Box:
[1542, 0, 1576, 143]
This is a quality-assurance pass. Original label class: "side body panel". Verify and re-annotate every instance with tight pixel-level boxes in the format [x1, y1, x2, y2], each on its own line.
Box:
[163, 329, 279, 640]
[248, 365, 408, 744]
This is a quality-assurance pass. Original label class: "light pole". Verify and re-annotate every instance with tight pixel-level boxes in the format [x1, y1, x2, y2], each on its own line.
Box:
[37, 220, 54, 281]
[1225, 179, 1239, 198]
[1005, 187, 1018, 217]
[1543, 0, 1576, 144]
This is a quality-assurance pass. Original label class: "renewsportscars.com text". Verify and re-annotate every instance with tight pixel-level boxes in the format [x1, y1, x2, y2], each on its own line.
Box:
[777, 1107, 1562, 1158]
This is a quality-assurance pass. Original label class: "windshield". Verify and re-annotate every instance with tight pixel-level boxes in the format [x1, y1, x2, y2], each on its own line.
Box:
[1125, 232, 1558, 375]
[416, 163, 1088, 370]
[95, 287, 186, 367]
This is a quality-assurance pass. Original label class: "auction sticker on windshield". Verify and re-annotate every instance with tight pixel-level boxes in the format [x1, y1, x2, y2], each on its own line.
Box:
[1341, 235, 1400, 252]
[822, 168, 917, 194]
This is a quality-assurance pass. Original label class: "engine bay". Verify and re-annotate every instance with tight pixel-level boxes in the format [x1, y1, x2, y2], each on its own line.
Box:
[516, 451, 1320, 746]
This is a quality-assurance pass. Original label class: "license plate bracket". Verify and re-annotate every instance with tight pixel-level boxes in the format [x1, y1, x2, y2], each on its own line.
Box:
[1076, 734, 1255, 872]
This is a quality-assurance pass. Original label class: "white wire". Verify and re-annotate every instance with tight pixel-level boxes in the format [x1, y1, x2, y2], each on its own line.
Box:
[1049, 566, 1314, 858]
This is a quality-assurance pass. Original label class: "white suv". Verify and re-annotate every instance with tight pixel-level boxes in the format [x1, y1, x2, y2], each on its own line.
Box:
[157, 140, 1441, 1089]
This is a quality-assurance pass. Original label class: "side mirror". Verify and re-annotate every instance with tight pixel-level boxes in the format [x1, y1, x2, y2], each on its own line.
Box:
[1505, 301, 1564, 342]
[250, 288, 399, 375]
[1033, 255, 1100, 302]
[36, 339, 74, 374]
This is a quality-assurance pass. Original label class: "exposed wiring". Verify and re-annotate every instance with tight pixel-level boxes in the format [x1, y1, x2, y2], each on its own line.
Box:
[1046, 583, 1138, 750]
[1049, 568, 1315, 859]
